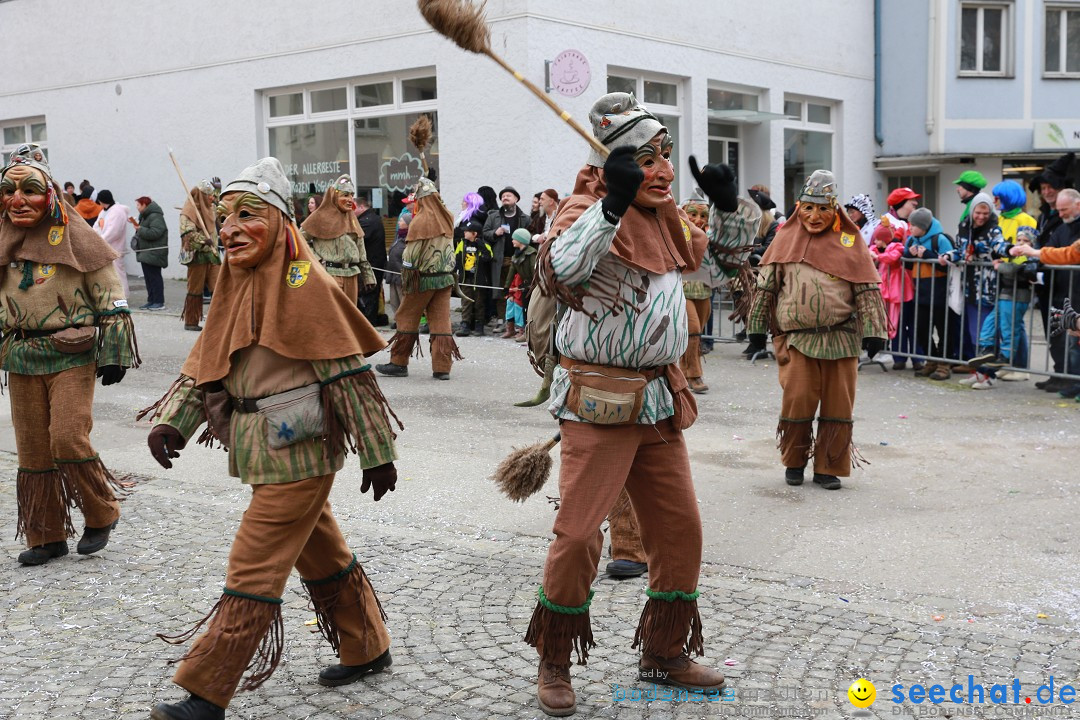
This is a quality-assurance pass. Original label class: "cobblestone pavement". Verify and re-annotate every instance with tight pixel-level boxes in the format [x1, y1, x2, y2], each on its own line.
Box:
[0, 309, 1078, 719]
[1, 449, 1078, 720]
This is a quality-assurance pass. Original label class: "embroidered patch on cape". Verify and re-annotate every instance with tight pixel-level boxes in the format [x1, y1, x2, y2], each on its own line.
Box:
[681, 220, 692, 246]
[38, 264, 56, 279]
[48, 227, 64, 246]
[286, 261, 311, 288]
[840, 233, 856, 248]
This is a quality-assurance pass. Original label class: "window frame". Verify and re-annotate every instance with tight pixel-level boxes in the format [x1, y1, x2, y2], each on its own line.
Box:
[0, 116, 47, 166]
[260, 68, 438, 193]
[957, 1, 1014, 78]
[1044, 2, 1080, 78]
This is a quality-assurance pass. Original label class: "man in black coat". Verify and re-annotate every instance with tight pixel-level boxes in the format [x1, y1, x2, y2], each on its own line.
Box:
[355, 193, 388, 326]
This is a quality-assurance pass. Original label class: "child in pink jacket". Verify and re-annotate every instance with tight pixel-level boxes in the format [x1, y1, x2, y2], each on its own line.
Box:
[869, 224, 914, 339]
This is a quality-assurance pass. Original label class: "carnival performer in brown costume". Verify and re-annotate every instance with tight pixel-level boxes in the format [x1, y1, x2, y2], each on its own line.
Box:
[0, 143, 139, 566]
[375, 176, 461, 380]
[300, 174, 375, 303]
[142, 158, 401, 720]
[680, 191, 713, 394]
[524, 92, 754, 717]
[179, 178, 221, 331]
[747, 170, 888, 490]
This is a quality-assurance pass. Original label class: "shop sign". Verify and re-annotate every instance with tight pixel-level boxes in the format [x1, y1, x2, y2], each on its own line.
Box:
[1033, 121, 1080, 150]
[550, 50, 590, 98]
[380, 152, 424, 193]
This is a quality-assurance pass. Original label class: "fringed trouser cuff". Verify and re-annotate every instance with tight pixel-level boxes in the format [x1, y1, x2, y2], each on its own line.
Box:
[162, 589, 285, 706]
[300, 553, 387, 656]
[16, 467, 73, 544]
[389, 331, 421, 365]
[776, 417, 814, 469]
[56, 455, 134, 502]
[182, 293, 204, 326]
[814, 417, 864, 476]
[428, 333, 463, 373]
[632, 588, 704, 659]
[524, 586, 596, 666]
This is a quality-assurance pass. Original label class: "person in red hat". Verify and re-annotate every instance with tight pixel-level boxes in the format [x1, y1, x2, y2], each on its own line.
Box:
[883, 187, 920, 238]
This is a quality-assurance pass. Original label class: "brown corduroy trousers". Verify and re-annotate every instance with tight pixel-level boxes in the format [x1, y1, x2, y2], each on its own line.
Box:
[330, 275, 359, 305]
[776, 346, 858, 477]
[171, 473, 390, 709]
[390, 286, 457, 374]
[607, 489, 646, 564]
[10, 364, 119, 546]
[183, 262, 220, 325]
[532, 419, 702, 662]
[680, 298, 712, 380]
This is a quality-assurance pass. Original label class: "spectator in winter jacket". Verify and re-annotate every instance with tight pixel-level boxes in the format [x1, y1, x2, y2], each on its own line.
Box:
[845, 193, 880, 246]
[869, 224, 913, 343]
[942, 193, 1003, 361]
[355, 193, 387, 326]
[482, 187, 528, 328]
[454, 220, 492, 337]
[905, 208, 954, 377]
[93, 189, 131, 297]
[882, 187, 920, 238]
[130, 196, 168, 309]
[501, 228, 537, 341]
[954, 170, 988, 226]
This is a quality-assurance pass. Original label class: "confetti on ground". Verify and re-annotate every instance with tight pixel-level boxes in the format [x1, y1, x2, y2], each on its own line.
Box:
[1037, 613, 1049, 619]
[304, 618, 319, 626]
[932, 615, 945, 622]
[898, 414, 908, 419]
[724, 658, 739, 667]
[840, 597, 850, 603]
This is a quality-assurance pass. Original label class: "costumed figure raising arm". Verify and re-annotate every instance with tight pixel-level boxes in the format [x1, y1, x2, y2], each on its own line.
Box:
[139, 157, 401, 719]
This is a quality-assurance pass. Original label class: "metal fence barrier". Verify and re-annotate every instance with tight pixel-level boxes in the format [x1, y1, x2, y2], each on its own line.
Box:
[886, 257, 1080, 381]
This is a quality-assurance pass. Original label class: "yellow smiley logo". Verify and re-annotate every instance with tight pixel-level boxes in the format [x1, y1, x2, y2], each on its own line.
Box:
[848, 678, 876, 708]
[840, 233, 856, 248]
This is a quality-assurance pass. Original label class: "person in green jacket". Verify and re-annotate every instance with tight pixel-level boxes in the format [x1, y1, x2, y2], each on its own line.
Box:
[501, 228, 537, 340]
[131, 196, 168, 310]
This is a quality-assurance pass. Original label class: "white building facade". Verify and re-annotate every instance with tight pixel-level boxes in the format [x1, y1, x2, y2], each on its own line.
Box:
[0, 0, 876, 279]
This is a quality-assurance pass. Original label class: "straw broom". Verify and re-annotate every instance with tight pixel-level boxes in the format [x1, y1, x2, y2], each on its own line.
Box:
[408, 115, 433, 175]
[493, 432, 560, 502]
[417, 0, 609, 160]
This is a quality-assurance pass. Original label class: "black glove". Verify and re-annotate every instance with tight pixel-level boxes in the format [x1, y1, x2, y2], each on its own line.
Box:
[148, 425, 185, 469]
[862, 336, 886, 359]
[748, 253, 762, 267]
[688, 155, 738, 212]
[97, 365, 126, 386]
[361, 462, 398, 502]
[1050, 298, 1079, 337]
[747, 333, 768, 353]
[600, 146, 644, 221]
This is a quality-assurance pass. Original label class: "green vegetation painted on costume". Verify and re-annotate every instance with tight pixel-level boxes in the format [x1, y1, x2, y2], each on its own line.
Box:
[303, 554, 357, 586]
[319, 365, 372, 387]
[645, 588, 700, 603]
[223, 588, 283, 605]
[537, 586, 594, 615]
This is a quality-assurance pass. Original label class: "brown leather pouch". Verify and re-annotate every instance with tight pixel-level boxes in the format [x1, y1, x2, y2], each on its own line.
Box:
[50, 326, 96, 354]
[564, 361, 647, 425]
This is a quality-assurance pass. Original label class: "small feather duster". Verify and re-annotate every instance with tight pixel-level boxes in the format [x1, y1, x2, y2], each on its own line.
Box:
[492, 432, 560, 502]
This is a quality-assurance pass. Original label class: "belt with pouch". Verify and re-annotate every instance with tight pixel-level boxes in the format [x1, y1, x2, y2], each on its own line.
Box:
[322, 261, 360, 270]
[778, 315, 857, 336]
[559, 356, 665, 381]
[230, 395, 262, 413]
[7, 327, 59, 340]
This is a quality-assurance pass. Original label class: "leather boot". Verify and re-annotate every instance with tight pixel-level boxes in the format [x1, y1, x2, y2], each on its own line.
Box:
[515, 356, 555, 407]
[537, 661, 576, 716]
[501, 321, 517, 339]
[639, 653, 725, 691]
[318, 649, 392, 687]
[77, 519, 118, 555]
[18, 541, 69, 566]
[150, 694, 225, 720]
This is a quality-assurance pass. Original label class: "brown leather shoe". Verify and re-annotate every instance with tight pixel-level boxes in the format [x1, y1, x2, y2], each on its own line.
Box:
[639, 653, 725, 691]
[501, 321, 517, 339]
[688, 377, 709, 394]
[914, 362, 937, 377]
[537, 661, 576, 716]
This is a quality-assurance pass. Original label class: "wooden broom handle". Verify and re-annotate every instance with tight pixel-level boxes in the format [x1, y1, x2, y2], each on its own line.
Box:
[485, 51, 609, 160]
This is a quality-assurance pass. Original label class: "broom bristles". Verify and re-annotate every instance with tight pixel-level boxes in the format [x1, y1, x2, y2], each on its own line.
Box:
[409, 115, 433, 155]
[418, 0, 491, 55]
[493, 440, 554, 502]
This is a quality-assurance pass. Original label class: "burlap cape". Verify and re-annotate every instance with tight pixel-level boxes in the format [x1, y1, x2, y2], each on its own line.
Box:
[179, 204, 386, 386]
[179, 187, 217, 244]
[300, 187, 363, 240]
[0, 195, 117, 273]
[405, 193, 455, 243]
[548, 166, 707, 275]
[759, 205, 880, 284]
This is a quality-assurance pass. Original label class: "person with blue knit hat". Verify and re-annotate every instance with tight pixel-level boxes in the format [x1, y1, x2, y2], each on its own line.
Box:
[501, 227, 536, 340]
